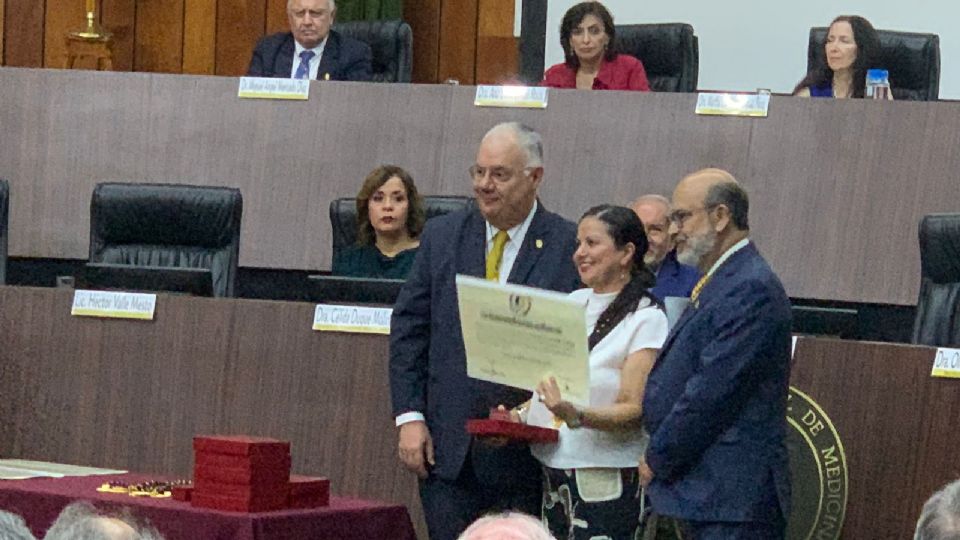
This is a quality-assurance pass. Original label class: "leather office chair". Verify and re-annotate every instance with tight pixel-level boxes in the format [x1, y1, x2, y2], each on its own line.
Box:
[0, 179, 8, 285]
[808, 27, 941, 101]
[329, 195, 472, 261]
[333, 19, 413, 83]
[89, 183, 243, 298]
[912, 214, 960, 346]
[615, 23, 699, 93]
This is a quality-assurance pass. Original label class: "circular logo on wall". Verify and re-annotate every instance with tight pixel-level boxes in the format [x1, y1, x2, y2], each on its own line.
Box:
[786, 386, 848, 540]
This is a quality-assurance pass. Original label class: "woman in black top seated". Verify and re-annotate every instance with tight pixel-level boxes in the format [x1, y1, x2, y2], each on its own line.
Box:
[332, 165, 425, 279]
[793, 15, 890, 99]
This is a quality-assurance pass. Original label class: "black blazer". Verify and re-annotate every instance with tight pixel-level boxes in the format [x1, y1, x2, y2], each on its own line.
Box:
[389, 204, 581, 482]
[246, 30, 373, 82]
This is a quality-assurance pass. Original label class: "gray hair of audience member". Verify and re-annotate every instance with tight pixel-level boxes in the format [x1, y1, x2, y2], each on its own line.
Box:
[916, 480, 960, 540]
[0, 510, 36, 540]
[703, 180, 749, 230]
[457, 511, 556, 540]
[287, 0, 336, 11]
[483, 122, 544, 168]
[43, 502, 163, 540]
[631, 193, 671, 213]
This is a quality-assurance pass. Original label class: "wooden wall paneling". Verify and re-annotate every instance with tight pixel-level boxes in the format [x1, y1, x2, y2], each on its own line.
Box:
[402, 0, 440, 83]
[3, 1, 43, 67]
[437, 0, 477, 84]
[474, 0, 517, 84]
[215, 0, 266, 76]
[134, 0, 185, 73]
[43, 0, 86, 68]
[265, 0, 287, 34]
[182, 0, 217, 74]
[101, 0, 136, 71]
[0, 0, 5, 64]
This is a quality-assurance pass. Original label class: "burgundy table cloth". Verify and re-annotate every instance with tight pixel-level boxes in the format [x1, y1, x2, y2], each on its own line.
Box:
[0, 474, 416, 540]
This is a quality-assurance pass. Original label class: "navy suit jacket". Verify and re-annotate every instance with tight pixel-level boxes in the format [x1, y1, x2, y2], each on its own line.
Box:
[643, 242, 792, 523]
[650, 249, 700, 302]
[246, 30, 372, 81]
[389, 204, 580, 482]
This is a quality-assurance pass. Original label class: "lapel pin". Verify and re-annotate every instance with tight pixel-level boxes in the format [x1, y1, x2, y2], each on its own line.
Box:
[535, 239, 543, 249]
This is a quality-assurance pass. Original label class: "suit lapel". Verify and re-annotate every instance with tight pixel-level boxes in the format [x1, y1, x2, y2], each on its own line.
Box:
[459, 210, 487, 278]
[277, 34, 295, 78]
[316, 33, 339, 80]
[507, 204, 548, 285]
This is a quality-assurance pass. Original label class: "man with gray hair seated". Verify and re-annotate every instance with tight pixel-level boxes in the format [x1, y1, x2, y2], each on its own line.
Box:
[0, 509, 37, 540]
[43, 502, 163, 540]
[916, 480, 960, 539]
[458, 511, 556, 540]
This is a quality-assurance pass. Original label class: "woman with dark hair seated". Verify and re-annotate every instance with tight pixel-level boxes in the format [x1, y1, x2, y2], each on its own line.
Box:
[332, 165, 424, 279]
[542, 2, 650, 91]
[508, 205, 668, 538]
[794, 15, 892, 99]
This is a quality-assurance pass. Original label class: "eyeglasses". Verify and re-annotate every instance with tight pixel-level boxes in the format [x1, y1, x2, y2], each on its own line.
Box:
[668, 205, 718, 228]
[468, 165, 535, 183]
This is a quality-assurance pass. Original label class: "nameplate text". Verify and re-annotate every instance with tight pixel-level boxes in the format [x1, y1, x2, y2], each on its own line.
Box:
[931, 347, 960, 378]
[474, 85, 548, 109]
[695, 92, 769, 117]
[238, 77, 310, 100]
[313, 304, 391, 334]
[71, 290, 157, 320]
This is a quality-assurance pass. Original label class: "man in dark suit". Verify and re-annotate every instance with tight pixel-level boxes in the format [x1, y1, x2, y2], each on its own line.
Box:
[246, 0, 372, 82]
[630, 193, 700, 302]
[389, 122, 581, 540]
[640, 168, 792, 538]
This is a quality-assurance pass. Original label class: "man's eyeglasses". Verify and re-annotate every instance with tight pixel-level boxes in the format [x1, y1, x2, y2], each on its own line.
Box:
[668, 205, 717, 228]
[468, 165, 534, 183]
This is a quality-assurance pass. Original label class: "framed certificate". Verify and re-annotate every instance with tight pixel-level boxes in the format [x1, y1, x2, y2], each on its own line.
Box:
[456, 275, 590, 405]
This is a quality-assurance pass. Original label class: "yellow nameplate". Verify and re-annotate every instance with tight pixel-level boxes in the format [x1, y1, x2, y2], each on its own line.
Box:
[931, 347, 960, 378]
[695, 92, 769, 117]
[71, 290, 156, 320]
[238, 77, 310, 100]
[474, 85, 548, 109]
[312, 304, 391, 334]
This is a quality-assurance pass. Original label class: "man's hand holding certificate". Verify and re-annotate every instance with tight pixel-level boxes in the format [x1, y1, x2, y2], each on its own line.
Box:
[456, 275, 590, 406]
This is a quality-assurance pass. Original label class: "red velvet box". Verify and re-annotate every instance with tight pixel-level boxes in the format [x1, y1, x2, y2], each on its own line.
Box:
[193, 435, 291, 459]
[287, 475, 330, 509]
[194, 451, 292, 470]
[171, 485, 193, 502]
[465, 419, 559, 443]
[192, 491, 288, 513]
[193, 479, 291, 500]
[194, 464, 290, 486]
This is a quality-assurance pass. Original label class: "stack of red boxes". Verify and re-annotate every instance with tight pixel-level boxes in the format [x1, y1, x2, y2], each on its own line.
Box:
[192, 435, 292, 512]
[189, 435, 331, 512]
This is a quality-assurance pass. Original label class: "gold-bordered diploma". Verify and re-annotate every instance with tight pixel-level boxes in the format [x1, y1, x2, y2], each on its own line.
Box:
[456, 275, 590, 406]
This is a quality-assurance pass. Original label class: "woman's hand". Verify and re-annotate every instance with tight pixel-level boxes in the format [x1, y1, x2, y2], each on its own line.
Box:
[536, 376, 580, 425]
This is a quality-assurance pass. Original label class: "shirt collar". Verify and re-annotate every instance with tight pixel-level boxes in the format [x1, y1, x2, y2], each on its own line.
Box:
[703, 237, 749, 279]
[486, 200, 538, 244]
[294, 37, 327, 60]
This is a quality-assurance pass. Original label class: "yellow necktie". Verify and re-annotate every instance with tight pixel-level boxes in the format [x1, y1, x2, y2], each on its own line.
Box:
[486, 230, 510, 281]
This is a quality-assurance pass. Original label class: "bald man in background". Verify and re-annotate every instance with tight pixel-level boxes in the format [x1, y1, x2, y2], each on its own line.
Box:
[640, 169, 792, 538]
[630, 194, 699, 302]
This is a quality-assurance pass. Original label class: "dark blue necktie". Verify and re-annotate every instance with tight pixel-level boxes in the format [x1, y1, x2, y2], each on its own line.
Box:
[294, 51, 315, 79]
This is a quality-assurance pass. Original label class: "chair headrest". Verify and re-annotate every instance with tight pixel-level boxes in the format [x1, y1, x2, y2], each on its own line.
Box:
[919, 213, 960, 284]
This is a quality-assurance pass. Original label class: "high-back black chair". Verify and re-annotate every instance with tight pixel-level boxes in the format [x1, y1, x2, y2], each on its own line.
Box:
[333, 19, 413, 83]
[329, 195, 472, 261]
[89, 183, 243, 298]
[808, 27, 941, 101]
[912, 214, 960, 346]
[0, 179, 8, 285]
[616, 23, 698, 92]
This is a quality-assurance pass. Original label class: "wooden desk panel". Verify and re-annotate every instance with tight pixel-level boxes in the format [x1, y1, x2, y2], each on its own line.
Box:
[2, 67, 960, 305]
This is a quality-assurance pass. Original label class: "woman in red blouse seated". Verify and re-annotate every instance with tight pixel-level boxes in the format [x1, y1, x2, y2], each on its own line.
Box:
[543, 1, 650, 91]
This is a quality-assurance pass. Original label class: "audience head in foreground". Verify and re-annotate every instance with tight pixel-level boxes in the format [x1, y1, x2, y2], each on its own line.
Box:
[0, 510, 36, 540]
[43, 502, 162, 540]
[457, 512, 556, 540]
[915, 479, 960, 540]
[332, 165, 423, 279]
[670, 168, 750, 272]
[542, 1, 649, 91]
[630, 194, 673, 270]
[794, 15, 882, 99]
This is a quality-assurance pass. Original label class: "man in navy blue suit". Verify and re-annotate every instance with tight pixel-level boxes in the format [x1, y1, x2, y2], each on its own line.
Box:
[389, 122, 580, 540]
[640, 168, 792, 538]
[631, 194, 700, 302]
[246, 0, 372, 82]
